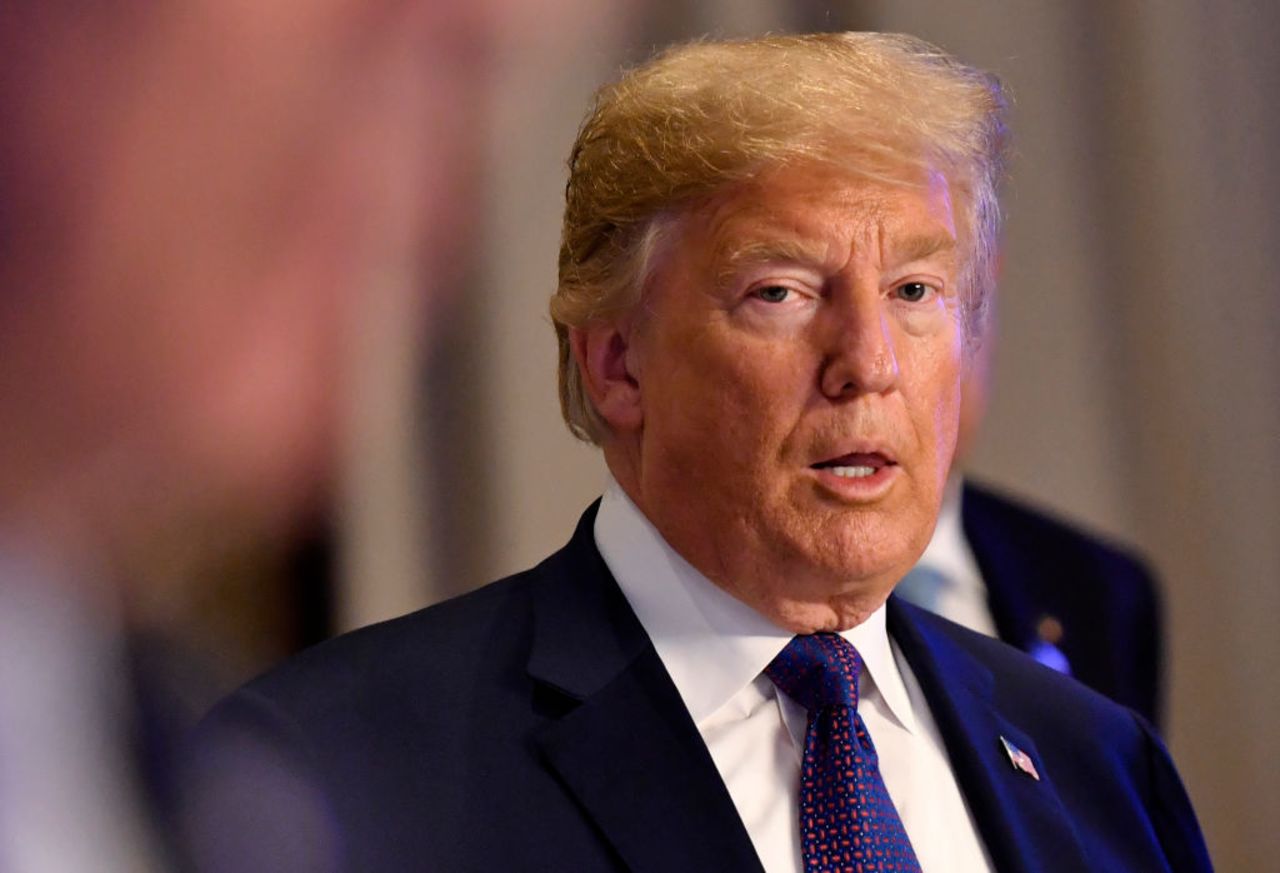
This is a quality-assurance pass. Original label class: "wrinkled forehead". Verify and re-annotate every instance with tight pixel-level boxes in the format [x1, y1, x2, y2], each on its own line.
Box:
[658, 158, 965, 272]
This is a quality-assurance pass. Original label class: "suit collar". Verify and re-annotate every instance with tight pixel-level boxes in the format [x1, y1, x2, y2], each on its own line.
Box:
[888, 597, 1091, 872]
[593, 480, 790, 724]
[527, 502, 765, 873]
[525, 502, 650, 700]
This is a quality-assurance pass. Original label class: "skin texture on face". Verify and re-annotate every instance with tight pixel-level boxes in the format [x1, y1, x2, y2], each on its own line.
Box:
[577, 161, 966, 633]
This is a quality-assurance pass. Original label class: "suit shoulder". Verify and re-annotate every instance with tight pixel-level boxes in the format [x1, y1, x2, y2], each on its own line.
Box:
[202, 507, 602, 729]
[906, 603, 1141, 727]
[963, 480, 1157, 582]
[223, 564, 542, 721]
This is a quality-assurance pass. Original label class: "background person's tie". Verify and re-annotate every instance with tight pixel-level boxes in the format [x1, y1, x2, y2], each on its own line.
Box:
[765, 633, 922, 873]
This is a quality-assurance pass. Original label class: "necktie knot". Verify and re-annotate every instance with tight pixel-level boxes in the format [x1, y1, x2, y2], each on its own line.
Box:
[764, 632, 862, 713]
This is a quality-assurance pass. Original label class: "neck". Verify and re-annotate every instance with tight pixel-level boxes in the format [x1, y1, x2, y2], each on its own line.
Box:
[600, 463, 891, 635]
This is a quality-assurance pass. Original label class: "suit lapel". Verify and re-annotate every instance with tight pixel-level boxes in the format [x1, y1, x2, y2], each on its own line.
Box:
[888, 598, 1091, 873]
[523, 504, 1098, 872]
[961, 484, 1041, 653]
[962, 484, 1077, 679]
[527, 506, 765, 873]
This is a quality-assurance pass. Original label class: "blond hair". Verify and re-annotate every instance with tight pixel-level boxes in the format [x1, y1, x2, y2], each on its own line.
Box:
[550, 32, 1009, 443]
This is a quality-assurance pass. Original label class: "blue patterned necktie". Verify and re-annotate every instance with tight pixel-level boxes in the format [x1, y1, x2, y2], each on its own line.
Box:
[765, 633, 922, 873]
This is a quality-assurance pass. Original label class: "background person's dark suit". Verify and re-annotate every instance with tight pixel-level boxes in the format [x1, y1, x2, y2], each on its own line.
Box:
[962, 480, 1163, 726]
[187, 505, 1209, 873]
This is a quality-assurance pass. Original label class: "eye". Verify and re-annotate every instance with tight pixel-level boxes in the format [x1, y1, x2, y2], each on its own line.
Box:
[895, 281, 933, 303]
[753, 285, 793, 304]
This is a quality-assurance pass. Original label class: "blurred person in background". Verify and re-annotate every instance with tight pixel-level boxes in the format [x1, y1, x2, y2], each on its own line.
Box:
[896, 309, 1164, 726]
[0, 1, 504, 869]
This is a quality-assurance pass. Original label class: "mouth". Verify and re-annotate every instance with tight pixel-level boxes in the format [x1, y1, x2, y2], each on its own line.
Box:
[808, 450, 900, 501]
[810, 451, 898, 478]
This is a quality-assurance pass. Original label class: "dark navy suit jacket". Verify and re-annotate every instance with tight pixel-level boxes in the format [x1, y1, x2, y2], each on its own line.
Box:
[962, 481, 1163, 726]
[187, 504, 1210, 872]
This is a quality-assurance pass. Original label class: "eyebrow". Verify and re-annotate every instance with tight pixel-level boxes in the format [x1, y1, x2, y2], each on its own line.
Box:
[889, 231, 958, 266]
[715, 238, 832, 289]
[713, 227, 960, 290]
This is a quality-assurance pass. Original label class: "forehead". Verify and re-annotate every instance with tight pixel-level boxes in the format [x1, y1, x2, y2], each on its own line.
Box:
[682, 162, 961, 271]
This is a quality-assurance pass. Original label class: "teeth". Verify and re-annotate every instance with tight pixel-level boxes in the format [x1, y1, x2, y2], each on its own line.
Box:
[830, 465, 877, 478]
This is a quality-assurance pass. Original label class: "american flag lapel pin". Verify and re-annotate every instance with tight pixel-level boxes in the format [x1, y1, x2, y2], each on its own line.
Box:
[999, 736, 1041, 781]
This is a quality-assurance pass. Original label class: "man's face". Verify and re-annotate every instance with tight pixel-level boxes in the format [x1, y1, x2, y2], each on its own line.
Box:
[623, 161, 965, 632]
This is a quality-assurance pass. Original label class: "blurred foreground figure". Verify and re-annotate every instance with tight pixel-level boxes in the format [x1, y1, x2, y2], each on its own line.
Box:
[193, 33, 1211, 872]
[897, 330, 1165, 725]
[0, 2, 495, 869]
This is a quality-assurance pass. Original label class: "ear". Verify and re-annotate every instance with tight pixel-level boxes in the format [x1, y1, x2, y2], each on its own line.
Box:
[569, 319, 643, 434]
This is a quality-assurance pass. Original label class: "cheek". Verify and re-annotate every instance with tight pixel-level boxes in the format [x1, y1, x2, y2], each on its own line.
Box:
[693, 336, 808, 447]
[643, 325, 811, 482]
[906, 331, 964, 467]
[932, 383, 962, 470]
[934, 379, 964, 479]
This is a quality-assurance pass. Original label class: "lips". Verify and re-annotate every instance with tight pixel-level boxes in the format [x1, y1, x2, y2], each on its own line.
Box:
[811, 451, 897, 479]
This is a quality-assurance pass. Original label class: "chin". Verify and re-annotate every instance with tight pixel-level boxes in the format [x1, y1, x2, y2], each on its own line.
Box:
[792, 511, 921, 582]
[765, 584, 890, 634]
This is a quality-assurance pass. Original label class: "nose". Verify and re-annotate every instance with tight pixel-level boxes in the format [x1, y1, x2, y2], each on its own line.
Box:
[818, 295, 900, 399]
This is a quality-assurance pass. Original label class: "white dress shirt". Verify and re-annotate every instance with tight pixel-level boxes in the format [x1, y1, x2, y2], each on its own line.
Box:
[594, 480, 994, 873]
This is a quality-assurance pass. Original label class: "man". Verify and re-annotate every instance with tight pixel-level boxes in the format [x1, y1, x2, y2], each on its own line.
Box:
[898, 347, 1165, 725]
[189, 33, 1211, 872]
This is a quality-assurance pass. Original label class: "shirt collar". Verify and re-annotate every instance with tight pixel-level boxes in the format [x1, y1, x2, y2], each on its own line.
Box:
[593, 477, 918, 733]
